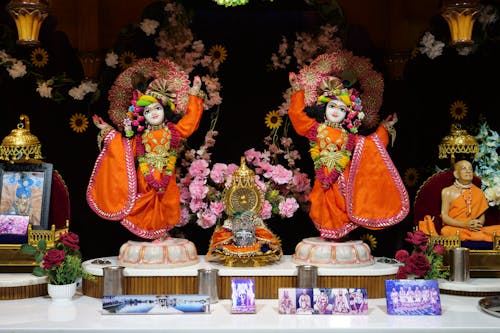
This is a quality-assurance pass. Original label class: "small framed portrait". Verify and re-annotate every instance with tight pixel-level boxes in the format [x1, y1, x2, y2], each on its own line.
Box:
[385, 279, 442, 315]
[0, 214, 29, 235]
[313, 288, 333, 314]
[296, 288, 313, 314]
[0, 162, 53, 230]
[231, 278, 256, 314]
[278, 288, 296, 314]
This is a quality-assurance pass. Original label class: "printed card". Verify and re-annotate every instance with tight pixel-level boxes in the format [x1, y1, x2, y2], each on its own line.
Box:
[102, 295, 210, 315]
[385, 279, 442, 315]
[278, 288, 368, 315]
[231, 278, 256, 314]
[0, 214, 29, 235]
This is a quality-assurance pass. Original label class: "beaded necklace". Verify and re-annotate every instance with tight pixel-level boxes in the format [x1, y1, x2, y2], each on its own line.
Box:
[136, 122, 180, 192]
[454, 179, 472, 216]
[307, 123, 356, 189]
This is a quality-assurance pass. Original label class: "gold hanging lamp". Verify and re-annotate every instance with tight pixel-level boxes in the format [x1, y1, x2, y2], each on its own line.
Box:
[441, 0, 480, 48]
[0, 114, 44, 162]
[6, 0, 50, 46]
[438, 123, 478, 165]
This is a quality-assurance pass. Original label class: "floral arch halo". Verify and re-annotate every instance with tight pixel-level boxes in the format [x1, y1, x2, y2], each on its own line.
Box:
[296, 50, 384, 129]
[108, 58, 190, 128]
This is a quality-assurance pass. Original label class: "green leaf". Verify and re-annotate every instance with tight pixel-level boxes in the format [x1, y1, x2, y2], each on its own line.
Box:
[38, 239, 47, 251]
[20, 244, 36, 255]
[32, 266, 45, 277]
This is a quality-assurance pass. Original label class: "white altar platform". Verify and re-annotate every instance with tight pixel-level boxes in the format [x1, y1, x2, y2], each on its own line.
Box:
[0, 294, 499, 333]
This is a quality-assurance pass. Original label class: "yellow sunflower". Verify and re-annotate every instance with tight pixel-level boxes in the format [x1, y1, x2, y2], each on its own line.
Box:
[69, 113, 89, 133]
[403, 167, 419, 188]
[360, 233, 377, 251]
[449, 100, 468, 120]
[208, 45, 228, 63]
[118, 51, 138, 70]
[31, 48, 49, 68]
[264, 110, 282, 130]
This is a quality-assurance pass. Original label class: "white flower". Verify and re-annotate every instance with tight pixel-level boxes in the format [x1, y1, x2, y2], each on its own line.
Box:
[68, 80, 98, 100]
[7, 60, 27, 79]
[478, 5, 498, 26]
[105, 51, 118, 68]
[419, 32, 445, 59]
[36, 81, 53, 98]
[140, 19, 160, 36]
[473, 122, 500, 207]
[358, 112, 365, 120]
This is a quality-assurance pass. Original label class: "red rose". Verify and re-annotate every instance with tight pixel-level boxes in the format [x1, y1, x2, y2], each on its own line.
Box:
[59, 231, 80, 250]
[42, 249, 65, 269]
[433, 244, 445, 256]
[404, 230, 428, 246]
[406, 252, 430, 277]
[396, 266, 409, 279]
[395, 249, 409, 263]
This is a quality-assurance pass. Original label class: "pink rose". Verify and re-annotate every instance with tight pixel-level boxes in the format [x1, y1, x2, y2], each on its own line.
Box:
[42, 249, 65, 269]
[59, 231, 80, 250]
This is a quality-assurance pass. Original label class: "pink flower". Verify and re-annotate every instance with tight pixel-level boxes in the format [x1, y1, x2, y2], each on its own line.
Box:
[177, 208, 190, 227]
[198, 211, 217, 229]
[209, 201, 225, 218]
[260, 200, 272, 220]
[279, 198, 299, 218]
[42, 249, 65, 269]
[189, 179, 208, 200]
[189, 198, 207, 213]
[269, 164, 293, 185]
[188, 159, 210, 179]
[244, 149, 262, 163]
[210, 163, 227, 184]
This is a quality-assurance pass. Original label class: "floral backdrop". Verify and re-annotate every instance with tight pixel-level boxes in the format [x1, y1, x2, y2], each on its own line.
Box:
[0, 0, 499, 260]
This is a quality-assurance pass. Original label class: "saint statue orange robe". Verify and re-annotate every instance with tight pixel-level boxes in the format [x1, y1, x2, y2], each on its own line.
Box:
[441, 184, 500, 242]
[288, 90, 409, 239]
[87, 95, 203, 239]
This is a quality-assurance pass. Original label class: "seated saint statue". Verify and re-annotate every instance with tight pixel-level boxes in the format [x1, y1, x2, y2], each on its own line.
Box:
[205, 157, 282, 266]
[439, 160, 500, 242]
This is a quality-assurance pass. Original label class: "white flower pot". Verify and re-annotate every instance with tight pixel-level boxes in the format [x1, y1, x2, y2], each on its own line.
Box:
[47, 282, 77, 303]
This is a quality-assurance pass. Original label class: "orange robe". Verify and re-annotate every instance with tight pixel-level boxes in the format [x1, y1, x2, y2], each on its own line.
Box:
[288, 90, 409, 239]
[441, 185, 500, 242]
[87, 95, 203, 239]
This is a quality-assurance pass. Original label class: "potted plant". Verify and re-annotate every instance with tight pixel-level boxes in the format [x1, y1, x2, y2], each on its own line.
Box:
[21, 231, 94, 302]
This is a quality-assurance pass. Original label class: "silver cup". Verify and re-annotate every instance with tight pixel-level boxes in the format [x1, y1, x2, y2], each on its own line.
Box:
[449, 247, 470, 282]
[197, 268, 219, 304]
[297, 265, 318, 288]
[102, 265, 126, 296]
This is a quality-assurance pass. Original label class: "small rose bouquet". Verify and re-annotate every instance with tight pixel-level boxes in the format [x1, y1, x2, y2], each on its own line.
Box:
[395, 230, 448, 280]
[21, 231, 94, 285]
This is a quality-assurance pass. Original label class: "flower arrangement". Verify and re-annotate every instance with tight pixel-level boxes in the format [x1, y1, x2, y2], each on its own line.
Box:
[21, 231, 94, 285]
[395, 230, 448, 280]
[176, 129, 311, 229]
[473, 121, 500, 207]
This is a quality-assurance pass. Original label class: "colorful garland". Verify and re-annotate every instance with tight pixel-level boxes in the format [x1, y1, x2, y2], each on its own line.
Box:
[297, 50, 384, 129]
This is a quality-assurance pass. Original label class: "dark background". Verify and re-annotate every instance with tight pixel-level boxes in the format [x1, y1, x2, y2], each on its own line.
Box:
[0, 0, 499, 260]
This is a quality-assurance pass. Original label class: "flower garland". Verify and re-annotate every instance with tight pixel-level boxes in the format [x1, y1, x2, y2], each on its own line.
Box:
[307, 122, 356, 189]
[136, 122, 180, 192]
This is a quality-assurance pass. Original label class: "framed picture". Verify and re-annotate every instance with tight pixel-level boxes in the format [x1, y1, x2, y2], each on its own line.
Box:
[102, 295, 210, 315]
[385, 279, 442, 315]
[231, 278, 256, 314]
[0, 162, 53, 230]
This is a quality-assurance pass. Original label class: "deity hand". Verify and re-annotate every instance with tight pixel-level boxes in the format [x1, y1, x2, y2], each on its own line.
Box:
[92, 115, 111, 131]
[189, 75, 206, 99]
[383, 113, 398, 127]
[289, 72, 303, 92]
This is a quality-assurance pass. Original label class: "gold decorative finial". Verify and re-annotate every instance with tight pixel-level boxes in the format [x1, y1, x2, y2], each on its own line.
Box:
[0, 114, 43, 162]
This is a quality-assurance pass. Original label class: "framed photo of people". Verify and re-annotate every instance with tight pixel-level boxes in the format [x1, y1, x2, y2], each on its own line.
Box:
[385, 279, 442, 315]
[0, 162, 53, 230]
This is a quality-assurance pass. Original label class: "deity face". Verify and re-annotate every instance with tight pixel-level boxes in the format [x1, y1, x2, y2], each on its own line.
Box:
[144, 102, 165, 126]
[325, 99, 348, 124]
